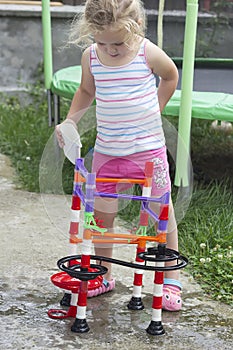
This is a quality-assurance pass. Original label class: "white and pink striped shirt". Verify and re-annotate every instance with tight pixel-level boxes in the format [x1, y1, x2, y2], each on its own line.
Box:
[90, 38, 165, 156]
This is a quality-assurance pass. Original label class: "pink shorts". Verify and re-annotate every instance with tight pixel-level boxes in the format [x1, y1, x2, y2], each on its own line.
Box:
[92, 146, 171, 197]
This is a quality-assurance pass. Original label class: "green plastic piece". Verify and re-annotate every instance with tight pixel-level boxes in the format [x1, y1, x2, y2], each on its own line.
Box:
[163, 90, 233, 122]
[135, 226, 148, 236]
[84, 212, 107, 233]
[51, 66, 82, 99]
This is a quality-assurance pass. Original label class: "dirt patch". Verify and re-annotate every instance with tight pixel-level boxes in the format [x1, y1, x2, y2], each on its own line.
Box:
[0, 154, 15, 179]
[193, 152, 233, 185]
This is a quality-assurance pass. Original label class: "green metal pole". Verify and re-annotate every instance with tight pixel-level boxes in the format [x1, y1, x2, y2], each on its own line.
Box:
[174, 0, 199, 187]
[42, 0, 53, 90]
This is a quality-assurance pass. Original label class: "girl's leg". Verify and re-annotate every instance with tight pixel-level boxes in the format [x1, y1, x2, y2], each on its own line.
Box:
[94, 197, 118, 281]
[150, 198, 182, 311]
[151, 198, 179, 280]
[161, 200, 182, 311]
[163, 222, 182, 311]
[164, 200, 180, 281]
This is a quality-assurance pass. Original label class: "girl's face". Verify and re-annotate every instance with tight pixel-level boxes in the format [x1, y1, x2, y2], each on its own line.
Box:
[94, 27, 132, 61]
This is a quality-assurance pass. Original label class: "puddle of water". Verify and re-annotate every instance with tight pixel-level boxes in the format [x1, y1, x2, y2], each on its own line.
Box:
[0, 279, 232, 350]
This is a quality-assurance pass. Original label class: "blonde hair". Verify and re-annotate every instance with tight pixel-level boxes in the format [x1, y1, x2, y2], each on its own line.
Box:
[68, 0, 146, 48]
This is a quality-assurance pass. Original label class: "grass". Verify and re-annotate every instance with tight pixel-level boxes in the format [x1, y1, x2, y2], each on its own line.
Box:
[0, 92, 53, 191]
[0, 84, 232, 306]
[177, 181, 233, 304]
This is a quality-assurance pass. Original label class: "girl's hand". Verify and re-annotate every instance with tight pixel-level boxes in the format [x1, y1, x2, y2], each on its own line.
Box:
[55, 124, 64, 148]
[55, 119, 77, 148]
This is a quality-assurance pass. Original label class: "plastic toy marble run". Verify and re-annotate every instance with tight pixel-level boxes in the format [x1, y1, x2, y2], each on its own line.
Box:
[48, 158, 188, 336]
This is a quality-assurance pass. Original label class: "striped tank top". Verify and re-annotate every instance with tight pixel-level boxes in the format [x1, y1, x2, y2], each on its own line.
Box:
[90, 38, 165, 156]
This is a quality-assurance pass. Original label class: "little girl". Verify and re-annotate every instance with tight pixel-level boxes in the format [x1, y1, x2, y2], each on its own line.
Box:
[56, 0, 182, 311]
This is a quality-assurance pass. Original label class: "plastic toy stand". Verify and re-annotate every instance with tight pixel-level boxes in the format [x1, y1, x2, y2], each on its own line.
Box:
[47, 158, 188, 336]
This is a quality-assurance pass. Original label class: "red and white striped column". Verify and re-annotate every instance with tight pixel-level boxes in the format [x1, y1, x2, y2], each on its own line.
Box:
[60, 174, 82, 307]
[147, 193, 169, 335]
[71, 229, 92, 333]
[65, 192, 81, 316]
[69, 193, 81, 254]
[146, 262, 165, 335]
[128, 162, 154, 310]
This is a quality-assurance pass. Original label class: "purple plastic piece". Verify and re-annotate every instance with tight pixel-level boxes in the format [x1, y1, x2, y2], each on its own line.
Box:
[161, 192, 170, 205]
[95, 192, 164, 203]
[158, 219, 168, 231]
[86, 187, 94, 199]
[75, 158, 88, 178]
[141, 201, 149, 211]
[144, 206, 159, 222]
[85, 203, 93, 213]
[74, 186, 86, 205]
[87, 173, 96, 185]
[85, 173, 96, 213]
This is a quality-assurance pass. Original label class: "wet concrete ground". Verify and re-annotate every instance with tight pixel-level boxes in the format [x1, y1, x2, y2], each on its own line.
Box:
[0, 154, 233, 349]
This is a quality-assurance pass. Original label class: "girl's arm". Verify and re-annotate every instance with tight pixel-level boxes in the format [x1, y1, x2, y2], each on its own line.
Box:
[56, 47, 95, 147]
[145, 41, 179, 113]
[67, 47, 96, 123]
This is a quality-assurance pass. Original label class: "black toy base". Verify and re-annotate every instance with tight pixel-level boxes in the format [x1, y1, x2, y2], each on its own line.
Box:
[146, 321, 165, 336]
[127, 296, 144, 310]
[60, 292, 71, 307]
[71, 318, 90, 333]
